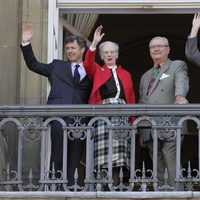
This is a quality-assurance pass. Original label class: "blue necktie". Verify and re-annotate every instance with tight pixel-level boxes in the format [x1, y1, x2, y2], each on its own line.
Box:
[73, 64, 80, 84]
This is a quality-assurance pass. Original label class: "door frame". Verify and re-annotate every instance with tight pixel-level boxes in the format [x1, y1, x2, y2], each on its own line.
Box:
[48, 0, 200, 61]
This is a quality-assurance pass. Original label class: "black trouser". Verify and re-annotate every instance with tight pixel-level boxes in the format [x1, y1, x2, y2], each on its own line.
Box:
[49, 120, 85, 186]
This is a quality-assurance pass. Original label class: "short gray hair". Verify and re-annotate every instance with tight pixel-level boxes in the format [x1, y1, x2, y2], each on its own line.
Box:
[149, 36, 169, 47]
[99, 41, 119, 57]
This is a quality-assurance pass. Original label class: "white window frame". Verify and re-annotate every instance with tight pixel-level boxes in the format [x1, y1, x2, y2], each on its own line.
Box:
[48, 0, 200, 61]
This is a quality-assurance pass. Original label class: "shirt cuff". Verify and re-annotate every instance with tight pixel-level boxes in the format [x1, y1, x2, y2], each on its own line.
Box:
[89, 47, 96, 51]
[21, 41, 30, 46]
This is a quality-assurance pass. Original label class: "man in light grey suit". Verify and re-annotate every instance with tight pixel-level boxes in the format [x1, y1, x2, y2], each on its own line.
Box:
[185, 13, 200, 66]
[139, 36, 189, 189]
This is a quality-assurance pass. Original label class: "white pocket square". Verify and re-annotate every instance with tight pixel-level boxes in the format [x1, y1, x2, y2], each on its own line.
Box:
[160, 73, 170, 80]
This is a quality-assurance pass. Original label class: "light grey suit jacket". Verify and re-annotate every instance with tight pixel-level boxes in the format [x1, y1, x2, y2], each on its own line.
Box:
[185, 36, 200, 67]
[139, 58, 189, 142]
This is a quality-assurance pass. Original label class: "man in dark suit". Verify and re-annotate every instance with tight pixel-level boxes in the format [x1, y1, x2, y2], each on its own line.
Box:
[139, 36, 189, 189]
[185, 13, 200, 66]
[21, 24, 92, 186]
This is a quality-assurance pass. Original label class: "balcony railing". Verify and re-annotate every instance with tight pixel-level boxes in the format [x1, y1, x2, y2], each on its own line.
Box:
[0, 104, 199, 192]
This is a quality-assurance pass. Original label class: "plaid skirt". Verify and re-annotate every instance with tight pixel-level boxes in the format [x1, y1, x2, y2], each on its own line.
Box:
[94, 98, 130, 169]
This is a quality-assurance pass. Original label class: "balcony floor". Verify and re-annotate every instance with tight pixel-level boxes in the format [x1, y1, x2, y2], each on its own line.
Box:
[0, 191, 200, 200]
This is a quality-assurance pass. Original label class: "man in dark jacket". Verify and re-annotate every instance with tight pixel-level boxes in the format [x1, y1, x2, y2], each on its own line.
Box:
[21, 24, 92, 186]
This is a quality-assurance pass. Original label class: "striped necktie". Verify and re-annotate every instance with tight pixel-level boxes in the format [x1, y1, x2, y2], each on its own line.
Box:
[146, 64, 160, 95]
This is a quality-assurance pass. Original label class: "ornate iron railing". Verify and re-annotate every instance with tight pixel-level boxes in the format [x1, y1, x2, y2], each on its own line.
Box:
[0, 104, 199, 192]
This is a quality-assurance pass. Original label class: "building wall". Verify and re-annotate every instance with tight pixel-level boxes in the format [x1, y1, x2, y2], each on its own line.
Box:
[0, 0, 49, 178]
[0, 0, 48, 105]
[0, 0, 21, 104]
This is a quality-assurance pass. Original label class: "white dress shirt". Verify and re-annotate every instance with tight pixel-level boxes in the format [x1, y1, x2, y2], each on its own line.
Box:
[71, 62, 86, 81]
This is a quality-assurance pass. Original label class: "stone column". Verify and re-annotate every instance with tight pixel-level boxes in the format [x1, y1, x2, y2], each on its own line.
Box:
[20, 0, 48, 104]
[0, 0, 21, 104]
[19, 0, 49, 180]
[0, 0, 22, 179]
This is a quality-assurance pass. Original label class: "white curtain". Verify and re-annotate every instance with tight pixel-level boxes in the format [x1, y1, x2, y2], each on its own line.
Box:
[63, 13, 99, 38]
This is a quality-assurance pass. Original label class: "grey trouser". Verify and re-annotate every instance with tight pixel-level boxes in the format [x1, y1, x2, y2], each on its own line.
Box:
[147, 136, 184, 189]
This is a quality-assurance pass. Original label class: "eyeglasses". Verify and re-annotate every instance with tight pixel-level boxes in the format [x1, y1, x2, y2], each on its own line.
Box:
[149, 44, 169, 50]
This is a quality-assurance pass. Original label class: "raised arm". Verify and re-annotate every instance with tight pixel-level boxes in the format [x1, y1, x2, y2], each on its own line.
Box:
[21, 23, 53, 77]
[185, 13, 200, 67]
[90, 25, 105, 49]
[189, 13, 200, 38]
[84, 25, 105, 77]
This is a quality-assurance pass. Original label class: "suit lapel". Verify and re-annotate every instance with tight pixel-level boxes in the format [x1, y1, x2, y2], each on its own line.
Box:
[145, 69, 153, 96]
[65, 60, 73, 78]
[158, 59, 171, 78]
[147, 59, 171, 96]
[56, 61, 74, 86]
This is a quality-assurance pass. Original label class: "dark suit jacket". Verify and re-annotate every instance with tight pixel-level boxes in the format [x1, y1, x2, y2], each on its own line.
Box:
[20, 44, 92, 105]
[185, 36, 200, 67]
